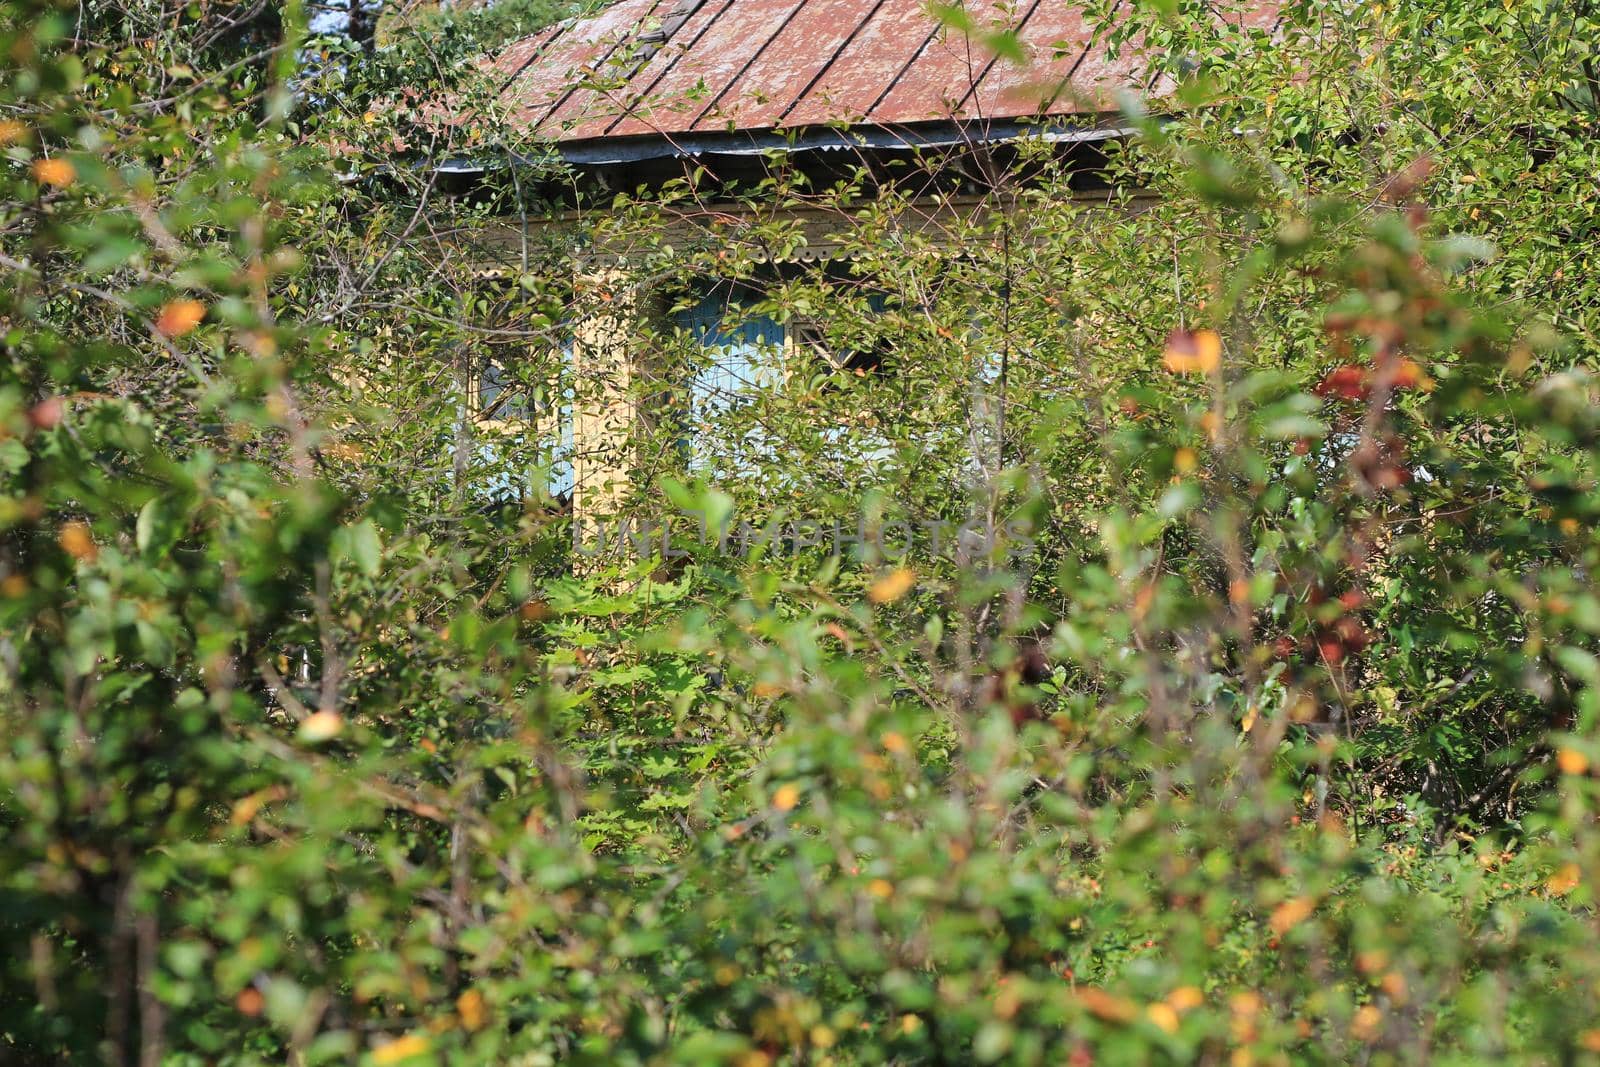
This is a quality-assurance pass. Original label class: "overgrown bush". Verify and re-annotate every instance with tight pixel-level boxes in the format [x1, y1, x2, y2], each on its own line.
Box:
[4, 0, 1600, 1063]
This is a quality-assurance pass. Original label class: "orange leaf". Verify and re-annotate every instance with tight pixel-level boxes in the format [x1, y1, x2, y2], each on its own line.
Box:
[456, 988, 487, 1031]
[32, 157, 74, 187]
[1075, 987, 1139, 1024]
[58, 521, 96, 562]
[230, 786, 286, 826]
[1162, 329, 1221, 374]
[1391, 358, 1433, 390]
[156, 299, 207, 337]
[29, 396, 64, 430]
[1315, 365, 1368, 400]
[235, 987, 264, 1016]
[772, 783, 800, 812]
[1269, 896, 1315, 934]
[298, 711, 344, 743]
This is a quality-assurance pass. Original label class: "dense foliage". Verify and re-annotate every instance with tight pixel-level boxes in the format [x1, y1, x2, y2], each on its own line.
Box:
[4, 0, 1600, 1062]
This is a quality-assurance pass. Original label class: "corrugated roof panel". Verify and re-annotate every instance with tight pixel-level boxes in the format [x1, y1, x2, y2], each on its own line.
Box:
[679, 0, 817, 130]
[686, 0, 883, 131]
[775, 0, 945, 126]
[488, 23, 562, 86]
[499, 0, 663, 130]
[542, 0, 676, 131]
[600, 0, 734, 136]
[488, 0, 1278, 147]
[867, 0, 1020, 123]
[608, 0, 810, 134]
[961, 3, 1100, 119]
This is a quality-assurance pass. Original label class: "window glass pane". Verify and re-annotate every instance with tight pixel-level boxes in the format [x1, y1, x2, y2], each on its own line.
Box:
[550, 337, 575, 497]
[475, 336, 574, 500]
[674, 287, 784, 414]
[672, 286, 784, 472]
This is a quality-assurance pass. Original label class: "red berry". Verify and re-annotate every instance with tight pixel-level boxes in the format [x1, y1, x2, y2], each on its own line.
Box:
[28, 396, 63, 430]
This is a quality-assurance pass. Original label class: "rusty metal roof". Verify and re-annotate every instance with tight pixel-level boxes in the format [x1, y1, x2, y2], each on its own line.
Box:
[489, 0, 1279, 158]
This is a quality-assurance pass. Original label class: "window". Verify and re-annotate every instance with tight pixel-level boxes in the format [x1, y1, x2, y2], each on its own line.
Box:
[791, 292, 892, 376]
[478, 355, 535, 422]
[474, 342, 574, 500]
[667, 279, 900, 475]
[673, 284, 786, 417]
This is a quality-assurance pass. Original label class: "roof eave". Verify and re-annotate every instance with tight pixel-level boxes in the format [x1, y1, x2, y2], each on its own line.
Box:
[537, 116, 1139, 166]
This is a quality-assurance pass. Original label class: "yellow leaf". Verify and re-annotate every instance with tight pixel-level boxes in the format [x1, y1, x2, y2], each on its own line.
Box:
[1166, 986, 1204, 1012]
[1547, 862, 1581, 896]
[1146, 1001, 1180, 1034]
[867, 878, 894, 900]
[298, 711, 344, 743]
[772, 783, 800, 812]
[867, 567, 915, 604]
[1268, 896, 1315, 934]
[371, 1034, 430, 1064]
